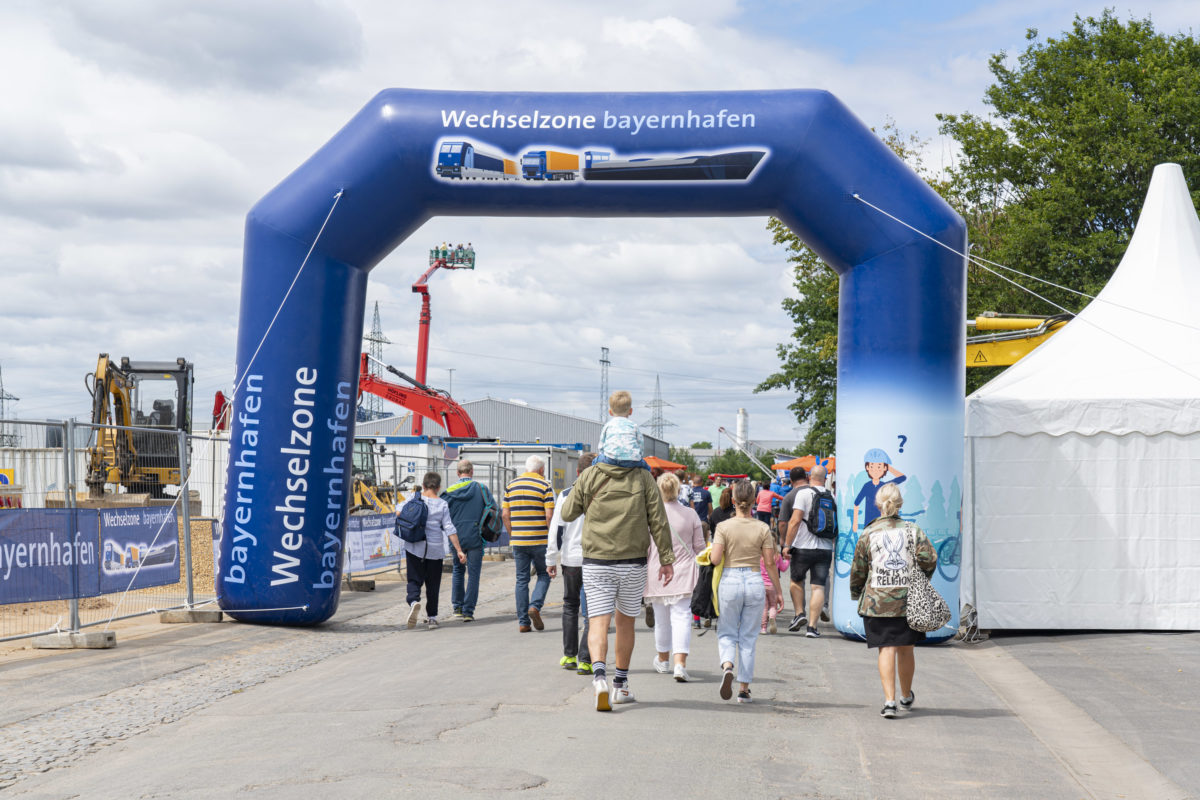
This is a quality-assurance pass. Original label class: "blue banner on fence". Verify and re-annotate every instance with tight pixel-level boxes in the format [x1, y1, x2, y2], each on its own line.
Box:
[0, 509, 101, 604]
[344, 514, 401, 574]
[98, 507, 180, 594]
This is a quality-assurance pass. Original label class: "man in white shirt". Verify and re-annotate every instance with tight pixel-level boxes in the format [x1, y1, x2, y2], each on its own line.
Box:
[546, 453, 595, 674]
[784, 465, 833, 638]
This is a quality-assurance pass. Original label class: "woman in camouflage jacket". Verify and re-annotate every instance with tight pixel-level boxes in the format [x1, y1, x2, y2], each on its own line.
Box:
[849, 483, 937, 718]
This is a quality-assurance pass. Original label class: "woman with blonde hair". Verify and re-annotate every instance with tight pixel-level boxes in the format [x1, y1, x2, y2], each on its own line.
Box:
[849, 482, 937, 718]
[645, 471, 707, 682]
[710, 479, 783, 703]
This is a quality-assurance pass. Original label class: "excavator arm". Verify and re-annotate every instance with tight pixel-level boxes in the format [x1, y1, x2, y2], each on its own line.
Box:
[86, 353, 138, 496]
[967, 313, 1073, 367]
[358, 353, 478, 438]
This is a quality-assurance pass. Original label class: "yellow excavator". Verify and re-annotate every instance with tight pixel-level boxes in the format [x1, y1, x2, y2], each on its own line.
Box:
[86, 354, 193, 501]
[349, 437, 404, 514]
[966, 313, 1074, 367]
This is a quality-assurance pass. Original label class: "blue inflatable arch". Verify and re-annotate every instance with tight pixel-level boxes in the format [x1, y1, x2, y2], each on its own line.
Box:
[220, 89, 966, 639]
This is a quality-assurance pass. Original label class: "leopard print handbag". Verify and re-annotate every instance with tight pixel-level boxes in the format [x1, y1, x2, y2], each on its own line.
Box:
[904, 529, 951, 633]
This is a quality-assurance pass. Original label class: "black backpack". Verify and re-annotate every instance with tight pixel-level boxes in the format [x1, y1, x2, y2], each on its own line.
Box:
[479, 485, 504, 543]
[395, 494, 429, 545]
[804, 486, 838, 540]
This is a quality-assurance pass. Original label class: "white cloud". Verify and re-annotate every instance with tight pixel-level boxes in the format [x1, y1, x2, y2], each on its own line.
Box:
[48, 0, 363, 92]
[1, 0, 1190, 446]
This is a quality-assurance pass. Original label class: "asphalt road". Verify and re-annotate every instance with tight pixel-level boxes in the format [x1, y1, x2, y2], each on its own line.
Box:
[1, 561, 1196, 799]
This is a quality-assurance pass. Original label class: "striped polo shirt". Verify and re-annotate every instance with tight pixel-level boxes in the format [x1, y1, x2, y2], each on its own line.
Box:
[503, 471, 555, 547]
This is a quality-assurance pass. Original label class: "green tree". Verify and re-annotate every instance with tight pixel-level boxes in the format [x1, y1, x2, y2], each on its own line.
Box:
[939, 11, 1200, 391]
[707, 449, 770, 482]
[757, 123, 932, 454]
[668, 446, 698, 473]
[690, 440, 713, 449]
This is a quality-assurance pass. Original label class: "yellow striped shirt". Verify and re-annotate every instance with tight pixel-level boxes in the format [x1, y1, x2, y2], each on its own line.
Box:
[503, 472, 554, 547]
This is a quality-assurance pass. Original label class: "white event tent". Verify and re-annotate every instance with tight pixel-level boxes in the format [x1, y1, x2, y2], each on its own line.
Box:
[963, 163, 1200, 630]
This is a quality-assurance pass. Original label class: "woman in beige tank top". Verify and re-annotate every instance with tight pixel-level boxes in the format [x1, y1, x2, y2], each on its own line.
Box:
[711, 480, 783, 703]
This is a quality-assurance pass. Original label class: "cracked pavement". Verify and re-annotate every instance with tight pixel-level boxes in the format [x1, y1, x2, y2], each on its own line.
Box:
[1, 562, 1197, 799]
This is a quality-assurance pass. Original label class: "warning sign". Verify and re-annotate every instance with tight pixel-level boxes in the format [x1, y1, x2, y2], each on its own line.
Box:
[972, 350, 988, 364]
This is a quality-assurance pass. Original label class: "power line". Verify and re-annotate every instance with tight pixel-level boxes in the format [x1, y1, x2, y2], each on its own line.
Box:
[426, 344, 768, 387]
[0, 364, 18, 446]
[641, 375, 677, 439]
[362, 301, 391, 419]
[598, 346, 610, 423]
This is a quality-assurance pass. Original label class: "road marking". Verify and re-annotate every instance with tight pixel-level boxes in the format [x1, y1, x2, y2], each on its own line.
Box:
[957, 643, 1189, 800]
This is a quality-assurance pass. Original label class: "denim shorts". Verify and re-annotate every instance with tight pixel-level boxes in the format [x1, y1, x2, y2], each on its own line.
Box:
[789, 547, 831, 587]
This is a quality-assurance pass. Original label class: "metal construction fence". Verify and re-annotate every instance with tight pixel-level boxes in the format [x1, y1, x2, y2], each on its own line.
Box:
[0, 418, 213, 641]
[1, 420, 523, 638]
[339, 452, 520, 579]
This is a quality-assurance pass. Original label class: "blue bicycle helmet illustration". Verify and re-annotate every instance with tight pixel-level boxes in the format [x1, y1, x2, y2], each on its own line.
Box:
[863, 448, 892, 464]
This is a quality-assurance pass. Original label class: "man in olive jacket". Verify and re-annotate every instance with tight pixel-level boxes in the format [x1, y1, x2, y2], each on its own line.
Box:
[561, 461, 675, 711]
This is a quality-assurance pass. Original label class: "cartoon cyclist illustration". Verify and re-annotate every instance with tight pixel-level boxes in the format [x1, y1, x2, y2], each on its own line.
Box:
[851, 448, 906, 533]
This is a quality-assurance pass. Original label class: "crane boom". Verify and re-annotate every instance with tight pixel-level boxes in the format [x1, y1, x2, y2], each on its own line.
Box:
[717, 427, 776, 477]
[358, 353, 478, 438]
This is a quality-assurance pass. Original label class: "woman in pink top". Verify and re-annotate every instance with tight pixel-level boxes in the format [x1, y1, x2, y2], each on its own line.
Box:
[760, 545, 790, 634]
[755, 484, 783, 525]
[646, 472, 706, 682]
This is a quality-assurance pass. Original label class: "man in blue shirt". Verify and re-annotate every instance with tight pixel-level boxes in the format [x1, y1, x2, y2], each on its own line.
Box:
[688, 475, 713, 540]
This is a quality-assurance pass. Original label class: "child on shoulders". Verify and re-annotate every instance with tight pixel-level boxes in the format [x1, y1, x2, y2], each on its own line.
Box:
[595, 390, 650, 471]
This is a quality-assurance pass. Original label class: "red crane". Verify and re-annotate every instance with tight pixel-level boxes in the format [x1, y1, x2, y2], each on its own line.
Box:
[358, 352, 479, 438]
[409, 243, 475, 434]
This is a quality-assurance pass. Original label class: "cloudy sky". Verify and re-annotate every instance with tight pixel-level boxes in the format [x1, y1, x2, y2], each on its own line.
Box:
[0, 0, 1192, 449]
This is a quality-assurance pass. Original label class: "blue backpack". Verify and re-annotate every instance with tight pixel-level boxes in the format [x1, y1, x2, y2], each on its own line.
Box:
[805, 487, 838, 540]
[395, 495, 429, 546]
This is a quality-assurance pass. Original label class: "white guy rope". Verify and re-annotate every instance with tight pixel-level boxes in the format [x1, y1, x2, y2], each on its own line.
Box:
[101, 190, 345, 630]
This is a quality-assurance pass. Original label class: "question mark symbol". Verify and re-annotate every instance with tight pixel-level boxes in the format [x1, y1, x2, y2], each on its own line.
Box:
[897, 435, 907, 453]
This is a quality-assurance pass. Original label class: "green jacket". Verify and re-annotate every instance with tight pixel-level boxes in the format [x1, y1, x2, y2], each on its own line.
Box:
[560, 464, 676, 565]
[849, 516, 937, 617]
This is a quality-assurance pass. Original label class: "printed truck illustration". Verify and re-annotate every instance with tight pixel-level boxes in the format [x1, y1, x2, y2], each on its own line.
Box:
[520, 150, 580, 180]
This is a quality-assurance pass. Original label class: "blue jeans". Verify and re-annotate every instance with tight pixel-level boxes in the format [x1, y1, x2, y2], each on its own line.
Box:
[451, 546, 483, 616]
[594, 454, 651, 472]
[717, 567, 766, 685]
[514, 545, 550, 626]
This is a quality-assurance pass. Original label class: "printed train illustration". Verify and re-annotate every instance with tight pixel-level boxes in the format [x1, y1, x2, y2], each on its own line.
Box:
[435, 141, 766, 182]
[102, 540, 178, 571]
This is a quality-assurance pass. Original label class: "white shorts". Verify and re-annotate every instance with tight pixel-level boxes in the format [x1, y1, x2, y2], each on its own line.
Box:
[582, 562, 647, 618]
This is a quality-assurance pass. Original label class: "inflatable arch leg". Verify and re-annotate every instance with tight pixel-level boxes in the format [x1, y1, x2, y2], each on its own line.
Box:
[219, 89, 965, 640]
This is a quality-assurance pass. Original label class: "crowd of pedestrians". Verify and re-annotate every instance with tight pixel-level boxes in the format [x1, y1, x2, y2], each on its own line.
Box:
[395, 391, 937, 718]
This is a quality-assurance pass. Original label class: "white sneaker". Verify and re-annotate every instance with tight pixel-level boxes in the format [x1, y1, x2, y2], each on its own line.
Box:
[611, 682, 636, 704]
[652, 658, 671, 674]
[426, 617, 438, 629]
[673, 664, 690, 682]
[594, 678, 611, 712]
[768, 617, 777, 635]
[406, 601, 421, 629]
